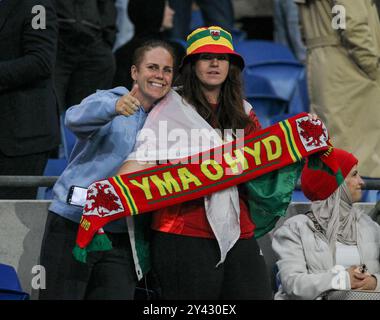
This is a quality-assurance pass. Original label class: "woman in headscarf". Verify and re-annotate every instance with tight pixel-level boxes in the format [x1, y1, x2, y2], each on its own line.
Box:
[117, 26, 273, 299]
[272, 148, 380, 300]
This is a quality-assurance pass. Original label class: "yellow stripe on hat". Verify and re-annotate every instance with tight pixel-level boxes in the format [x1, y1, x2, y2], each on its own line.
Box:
[187, 36, 234, 55]
[186, 26, 229, 41]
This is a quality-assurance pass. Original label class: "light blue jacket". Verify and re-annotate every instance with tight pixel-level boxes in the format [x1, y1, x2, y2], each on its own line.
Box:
[49, 86, 149, 233]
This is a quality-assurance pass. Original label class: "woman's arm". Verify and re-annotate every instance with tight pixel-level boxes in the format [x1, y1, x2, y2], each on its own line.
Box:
[117, 160, 156, 176]
[65, 86, 140, 138]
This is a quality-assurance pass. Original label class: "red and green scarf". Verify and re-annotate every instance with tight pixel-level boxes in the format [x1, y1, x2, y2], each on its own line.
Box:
[73, 113, 339, 262]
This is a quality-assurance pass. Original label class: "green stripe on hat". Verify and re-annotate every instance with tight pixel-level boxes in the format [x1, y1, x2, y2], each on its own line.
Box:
[186, 29, 233, 50]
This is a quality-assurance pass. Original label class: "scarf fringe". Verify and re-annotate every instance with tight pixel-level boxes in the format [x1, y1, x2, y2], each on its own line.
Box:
[73, 233, 113, 263]
[72, 245, 88, 263]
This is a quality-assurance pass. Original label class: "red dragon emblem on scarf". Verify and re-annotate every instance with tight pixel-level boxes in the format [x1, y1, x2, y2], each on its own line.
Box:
[298, 119, 327, 148]
[84, 182, 122, 217]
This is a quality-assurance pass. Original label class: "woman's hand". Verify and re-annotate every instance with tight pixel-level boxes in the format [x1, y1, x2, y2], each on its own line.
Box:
[347, 265, 377, 290]
[356, 275, 377, 290]
[347, 266, 365, 289]
[307, 113, 319, 121]
[116, 84, 141, 116]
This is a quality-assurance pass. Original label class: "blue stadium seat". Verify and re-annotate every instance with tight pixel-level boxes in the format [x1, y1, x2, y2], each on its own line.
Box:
[269, 113, 296, 125]
[0, 263, 29, 300]
[297, 71, 310, 113]
[361, 190, 380, 202]
[37, 114, 75, 199]
[244, 73, 276, 96]
[287, 82, 309, 114]
[43, 158, 68, 177]
[235, 41, 307, 110]
[245, 75, 288, 128]
[246, 96, 287, 129]
[245, 63, 304, 100]
[245, 63, 309, 115]
[292, 190, 310, 202]
[287, 68, 309, 114]
[36, 158, 68, 199]
[234, 40, 300, 67]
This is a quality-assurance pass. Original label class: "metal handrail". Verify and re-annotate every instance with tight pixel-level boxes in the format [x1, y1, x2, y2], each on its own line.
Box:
[0, 176, 58, 187]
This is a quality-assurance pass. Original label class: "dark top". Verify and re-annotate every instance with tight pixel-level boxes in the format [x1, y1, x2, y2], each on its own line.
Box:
[113, 0, 185, 89]
[52, 0, 117, 47]
[0, 0, 60, 156]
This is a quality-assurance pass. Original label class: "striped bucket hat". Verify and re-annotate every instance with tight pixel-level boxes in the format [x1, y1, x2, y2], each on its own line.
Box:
[180, 26, 245, 71]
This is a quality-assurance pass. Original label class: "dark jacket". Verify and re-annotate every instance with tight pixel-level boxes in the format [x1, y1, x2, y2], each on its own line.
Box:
[128, 0, 165, 38]
[113, 0, 185, 89]
[0, 0, 60, 156]
[52, 0, 117, 47]
[376, 0, 380, 16]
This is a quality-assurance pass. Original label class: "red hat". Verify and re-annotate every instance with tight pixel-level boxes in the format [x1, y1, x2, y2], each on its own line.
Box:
[301, 148, 358, 201]
[180, 26, 245, 71]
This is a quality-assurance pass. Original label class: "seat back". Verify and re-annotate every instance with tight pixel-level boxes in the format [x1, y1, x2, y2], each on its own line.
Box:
[36, 158, 68, 199]
[244, 74, 288, 128]
[244, 73, 277, 96]
[246, 63, 304, 100]
[0, 264, 29, 300]
[235, 40, 299, 67]
[246, 96, 288, 128]
[361, 190, 380, 202]
[246, 62, 309, 117]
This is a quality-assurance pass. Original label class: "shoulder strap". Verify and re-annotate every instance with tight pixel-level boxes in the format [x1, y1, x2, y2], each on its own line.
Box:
[306, 211, 326, 236]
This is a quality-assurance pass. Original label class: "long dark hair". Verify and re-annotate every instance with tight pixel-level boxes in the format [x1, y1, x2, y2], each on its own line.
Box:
[178, 58, 256, 134]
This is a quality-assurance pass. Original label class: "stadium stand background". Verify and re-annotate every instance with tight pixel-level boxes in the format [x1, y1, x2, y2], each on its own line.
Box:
[0, 201, 375, 299]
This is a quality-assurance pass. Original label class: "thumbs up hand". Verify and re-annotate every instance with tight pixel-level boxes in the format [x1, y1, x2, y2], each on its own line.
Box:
[115, 84, 141, 116]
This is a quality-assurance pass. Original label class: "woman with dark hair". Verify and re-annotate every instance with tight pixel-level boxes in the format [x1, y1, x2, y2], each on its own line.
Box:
[117, 26, 273, 300]
[177, 38, 255, 135]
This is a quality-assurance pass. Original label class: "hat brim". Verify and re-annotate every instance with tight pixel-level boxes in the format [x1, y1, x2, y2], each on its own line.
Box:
[179, 45, 245, 72]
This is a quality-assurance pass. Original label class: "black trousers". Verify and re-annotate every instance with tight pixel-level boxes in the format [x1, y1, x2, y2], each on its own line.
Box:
[0, 150, 50, 199]
[152, 231, 273, 300]
[55, 38, 115, 114]
[39, 212, 137, 300]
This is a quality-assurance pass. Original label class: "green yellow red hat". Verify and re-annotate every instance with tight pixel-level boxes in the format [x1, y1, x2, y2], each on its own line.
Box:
[180, 26, 245, 70]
